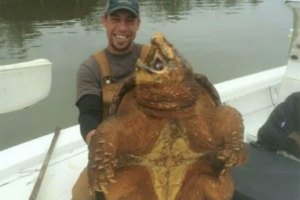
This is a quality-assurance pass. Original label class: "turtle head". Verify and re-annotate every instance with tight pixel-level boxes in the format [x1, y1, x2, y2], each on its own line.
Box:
[136, 33, 193, 85]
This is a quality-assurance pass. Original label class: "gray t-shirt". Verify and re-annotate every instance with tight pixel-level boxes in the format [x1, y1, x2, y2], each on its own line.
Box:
[76, 43, 142, 103]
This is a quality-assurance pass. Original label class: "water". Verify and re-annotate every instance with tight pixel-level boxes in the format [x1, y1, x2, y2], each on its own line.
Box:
[0, 0, 292, 150]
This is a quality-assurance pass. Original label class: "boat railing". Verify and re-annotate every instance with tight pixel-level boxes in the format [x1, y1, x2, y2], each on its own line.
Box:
[215, 66, 287, 142]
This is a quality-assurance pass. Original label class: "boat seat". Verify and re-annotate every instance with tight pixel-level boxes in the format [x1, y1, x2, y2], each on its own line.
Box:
[232, 143, 300, 200]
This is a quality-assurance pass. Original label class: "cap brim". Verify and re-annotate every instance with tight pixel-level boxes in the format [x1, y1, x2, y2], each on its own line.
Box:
[107, 6, 139, 16]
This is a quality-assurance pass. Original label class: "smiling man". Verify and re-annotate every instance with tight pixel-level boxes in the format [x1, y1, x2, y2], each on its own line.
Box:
[103, 0, 140, 53]
[73, 0, 147, 200]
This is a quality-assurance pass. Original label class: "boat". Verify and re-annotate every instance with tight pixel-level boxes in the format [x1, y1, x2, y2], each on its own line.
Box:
[0, 59, 52, 114]
[0, 1, 299, 200]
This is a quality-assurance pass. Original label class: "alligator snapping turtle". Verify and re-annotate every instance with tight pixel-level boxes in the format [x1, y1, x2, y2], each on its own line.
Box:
[88, 33, 247, 200]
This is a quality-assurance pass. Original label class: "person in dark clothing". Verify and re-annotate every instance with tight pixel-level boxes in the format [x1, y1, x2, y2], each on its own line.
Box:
[255, 92, 300, 158]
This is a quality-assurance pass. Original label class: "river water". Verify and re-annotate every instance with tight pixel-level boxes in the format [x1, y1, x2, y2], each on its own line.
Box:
[0, 0, 292, 150]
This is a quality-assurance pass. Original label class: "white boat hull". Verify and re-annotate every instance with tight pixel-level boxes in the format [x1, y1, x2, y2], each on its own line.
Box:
[0, 59, 52, 114]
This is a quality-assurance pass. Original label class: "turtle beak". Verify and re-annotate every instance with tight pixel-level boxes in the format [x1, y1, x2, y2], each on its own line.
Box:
[136, 58, 147, 71]
[136, 58, 155, 73]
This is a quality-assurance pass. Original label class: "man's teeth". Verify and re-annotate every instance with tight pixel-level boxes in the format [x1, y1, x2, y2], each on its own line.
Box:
[116, 35, 127, 39]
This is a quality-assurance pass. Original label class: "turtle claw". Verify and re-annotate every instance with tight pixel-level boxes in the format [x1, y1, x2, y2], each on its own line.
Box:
[220, 168, 226, 175]
[217, 155, 226, 161]
[100, 185, 108, 194]
[225, 162, 234, 168]
[108, 178, 117, 183]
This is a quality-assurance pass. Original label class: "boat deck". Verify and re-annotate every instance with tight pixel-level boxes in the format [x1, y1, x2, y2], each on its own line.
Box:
[233, 144, 300, 200]
[0, 126, 88, 200]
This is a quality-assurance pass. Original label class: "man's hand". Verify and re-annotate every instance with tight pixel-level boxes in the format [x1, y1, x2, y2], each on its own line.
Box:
[86, 129, 96, 145]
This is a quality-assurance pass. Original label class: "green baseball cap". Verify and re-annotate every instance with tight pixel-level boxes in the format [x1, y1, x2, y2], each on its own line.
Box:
[105, 0, 140, 16]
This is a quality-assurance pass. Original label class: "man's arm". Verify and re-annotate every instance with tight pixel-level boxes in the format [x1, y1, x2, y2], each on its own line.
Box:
[76, 94, 102, 143]
[76, 57, 103, 143]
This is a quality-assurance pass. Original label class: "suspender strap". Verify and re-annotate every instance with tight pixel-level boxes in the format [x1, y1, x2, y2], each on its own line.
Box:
[93, 44, 150, 118]
[93, 50, 111, 83]
[93, 44, 150, 82]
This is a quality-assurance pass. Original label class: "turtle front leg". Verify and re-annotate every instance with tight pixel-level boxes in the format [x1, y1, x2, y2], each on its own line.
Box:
[88, 117, 120, 193]
[211, 105, 247, 174]
[175, 160, 234, 200]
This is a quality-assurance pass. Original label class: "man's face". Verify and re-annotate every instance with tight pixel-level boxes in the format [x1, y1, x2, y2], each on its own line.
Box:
[102, 9, 140, 54]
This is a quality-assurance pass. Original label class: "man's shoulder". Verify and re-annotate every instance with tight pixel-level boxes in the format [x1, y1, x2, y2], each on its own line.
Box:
[80, 55, 99, 69]
[78, 55, 101, 77]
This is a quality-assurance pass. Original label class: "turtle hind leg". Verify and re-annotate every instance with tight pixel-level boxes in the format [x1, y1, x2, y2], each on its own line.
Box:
[175, 162, 234, 200]
[105, 165, 158, 200]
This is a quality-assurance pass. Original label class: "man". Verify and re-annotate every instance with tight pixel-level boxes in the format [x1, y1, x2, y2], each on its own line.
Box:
[255, 92, 300, 158]
[73, 0, 146, 199]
